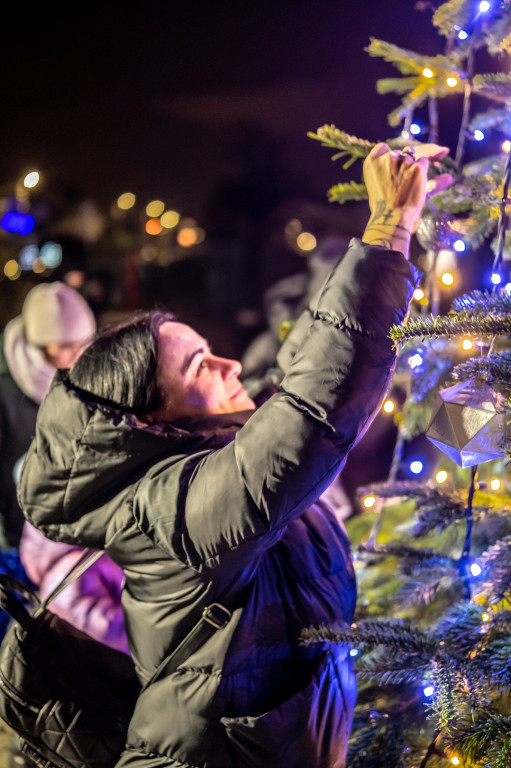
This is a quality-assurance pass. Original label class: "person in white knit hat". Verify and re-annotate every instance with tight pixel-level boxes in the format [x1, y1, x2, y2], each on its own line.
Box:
[0, 281, 96, 546]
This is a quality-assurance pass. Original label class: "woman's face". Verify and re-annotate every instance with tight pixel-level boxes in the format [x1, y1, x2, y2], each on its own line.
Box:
[149, 322, 255, 421]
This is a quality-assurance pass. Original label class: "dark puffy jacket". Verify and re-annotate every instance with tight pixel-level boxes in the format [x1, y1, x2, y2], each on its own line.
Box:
[18, 240, 419, 768]
[0, 331, 38, 547]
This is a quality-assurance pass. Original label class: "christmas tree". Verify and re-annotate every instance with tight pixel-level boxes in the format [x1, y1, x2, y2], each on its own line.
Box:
[303, 2, 511, 766]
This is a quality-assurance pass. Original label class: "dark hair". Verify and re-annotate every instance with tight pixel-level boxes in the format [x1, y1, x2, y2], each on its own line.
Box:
[68, 310, 176, 414]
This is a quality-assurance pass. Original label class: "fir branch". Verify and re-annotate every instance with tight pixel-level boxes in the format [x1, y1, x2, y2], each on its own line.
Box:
[396, 572, 461, 607]
[432, 0, 473, 39]
[452, 350, 511, 385]
[390, 313, 511, 345]
[357, 479, 430, 500]
[307, 126, 375, 168]
[446, 711, 511, 764]
[347, 717, 407, 768]
[435, 602, 491, 654]
[300, 618, 436, 654]
[473, 72, 511, 103]
[431, 660, 461, 733]
[409, 491, 467, 537]
[452, 289, 511, 314]
[479, 536, 511, 600]
[359, 543, 458, 573]
[469, 106, 511, 136]
[327, 181, 368, 204]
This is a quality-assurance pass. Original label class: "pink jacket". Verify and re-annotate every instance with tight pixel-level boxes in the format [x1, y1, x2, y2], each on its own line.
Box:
[20, 522, 129, 655]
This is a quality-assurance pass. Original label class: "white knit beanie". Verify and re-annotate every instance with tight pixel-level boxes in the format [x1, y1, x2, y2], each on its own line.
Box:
[22, 282, 96, 347]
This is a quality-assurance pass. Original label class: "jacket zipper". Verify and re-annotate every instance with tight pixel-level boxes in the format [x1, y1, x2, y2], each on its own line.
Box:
[0, 672, 39, 714]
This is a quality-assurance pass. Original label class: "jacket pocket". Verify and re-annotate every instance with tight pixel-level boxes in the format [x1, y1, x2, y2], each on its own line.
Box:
[220, 650, 354, 768]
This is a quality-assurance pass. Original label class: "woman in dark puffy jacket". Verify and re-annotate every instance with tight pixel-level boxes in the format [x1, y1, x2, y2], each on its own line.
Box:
[18, 143, 448, 768]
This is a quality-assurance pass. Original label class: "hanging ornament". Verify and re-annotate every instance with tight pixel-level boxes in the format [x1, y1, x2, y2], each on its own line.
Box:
[426, 378, 509, 467]
[416, 210, 455, 252]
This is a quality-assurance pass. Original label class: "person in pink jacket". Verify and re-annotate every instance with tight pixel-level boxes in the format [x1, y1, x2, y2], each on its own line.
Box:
[20, 521, 129, 655]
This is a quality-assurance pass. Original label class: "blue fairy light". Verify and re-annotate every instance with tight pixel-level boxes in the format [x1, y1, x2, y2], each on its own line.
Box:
[423, 685, 434, 697]
[349, 648, 360, 657]
[410, 123, 421, 136]
[491, 273, 502, 285]
[410, 460, 424, 475]
[470, 562, 482, 577]
[453, 239, 466, 252]
[457, 29, 469, 39]
[479, 0, 491, 11]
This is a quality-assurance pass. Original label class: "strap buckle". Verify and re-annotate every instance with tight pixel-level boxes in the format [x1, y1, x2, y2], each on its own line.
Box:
[202, 603, 231, 629]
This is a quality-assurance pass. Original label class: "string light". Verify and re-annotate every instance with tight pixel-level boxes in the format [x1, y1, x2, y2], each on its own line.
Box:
[422, 67, 434, 78]
[450, 757, 460, 767]
[473, 130, 485, 141]
[490, 478, 501, 490]
[502, 140, 511, 153]
[408, 353, 423, 369]
[491, 273, 502, 285]
[481, 612, 491, 622]
[413, 287, 425, 301]
[410, 460, 423, 475]
[423, 685, 434, 697]
[453, 239, 466, 252]
[441, 272, 455, 286]
[470, 563, 482, 577]
[446, 76, 458, 88]
[410, 123, 421, 135]
[435, 470, 448, 484]
[462, 339, 473, 350]
[349, 648, 359, 657]
[383, 399, 395, 414]
[362, 495, 376, 509]
[479, 0, 491, 11]
[457, 29, 469, 40]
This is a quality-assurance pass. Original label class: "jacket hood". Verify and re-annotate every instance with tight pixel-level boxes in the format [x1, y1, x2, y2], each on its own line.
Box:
[18, 371, 252, 547]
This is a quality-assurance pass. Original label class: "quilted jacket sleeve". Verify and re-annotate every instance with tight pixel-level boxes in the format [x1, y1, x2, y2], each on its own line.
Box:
[134, 239, 420, 575]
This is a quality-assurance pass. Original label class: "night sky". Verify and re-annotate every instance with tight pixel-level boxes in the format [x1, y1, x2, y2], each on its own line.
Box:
[1, 1, 444, 218]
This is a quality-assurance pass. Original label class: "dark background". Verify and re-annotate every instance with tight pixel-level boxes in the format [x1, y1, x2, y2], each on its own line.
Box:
[0, 1, 484, 499]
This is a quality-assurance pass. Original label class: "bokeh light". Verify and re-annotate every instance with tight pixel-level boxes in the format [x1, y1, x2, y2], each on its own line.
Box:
[446, 77, 458, 88]
[177, 227, 202, 247]
[410, 460, 424, 475]
[422, 68, 434, 78]
[502, 140, 511, 153]
[4, 260, 20, 280]
[474, 130, 484, 141]
[296, 232, 317, 251]
[146, 200, 165, 218]
[441, 272, 454, 286]
[435, 470, 448, 484]
[23, 171, 40, 189]
[117, 192, 136, 210]
[362, 495, 376, 509]
[160, 210, 180, 229]
[461, 339, 473, 350]
[413, 288, 425, 301]
[383, 399, 395, 414]
[490, 478, 501, 490]
[146, 218, 163, 235]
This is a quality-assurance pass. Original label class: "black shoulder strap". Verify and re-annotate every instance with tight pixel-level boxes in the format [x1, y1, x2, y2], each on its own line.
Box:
[41, 548, 103, 609]
[143, 602, 232, 690]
